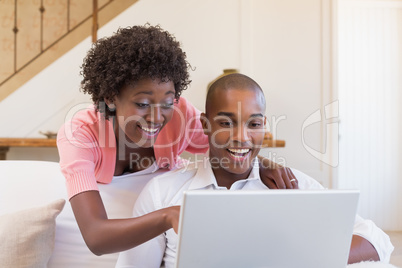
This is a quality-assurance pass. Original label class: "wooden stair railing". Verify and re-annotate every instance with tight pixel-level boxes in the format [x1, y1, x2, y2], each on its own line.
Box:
[0, 0, 138, 102]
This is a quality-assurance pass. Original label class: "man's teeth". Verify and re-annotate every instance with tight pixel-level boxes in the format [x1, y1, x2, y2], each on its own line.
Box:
[141, 126, 158, 133]
[227, 148, 250, 155]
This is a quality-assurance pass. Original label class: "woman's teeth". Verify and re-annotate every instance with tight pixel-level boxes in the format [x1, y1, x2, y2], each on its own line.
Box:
[227, 148, 251, 157]
[140, 126, 158, 133]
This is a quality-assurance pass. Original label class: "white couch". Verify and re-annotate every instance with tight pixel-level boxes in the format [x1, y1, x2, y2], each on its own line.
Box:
[0, 160, 398, 268]
[0, 160, 150, 268]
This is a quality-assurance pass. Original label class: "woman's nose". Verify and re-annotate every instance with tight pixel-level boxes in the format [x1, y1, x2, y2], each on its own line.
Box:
[146, 104, 164, 124]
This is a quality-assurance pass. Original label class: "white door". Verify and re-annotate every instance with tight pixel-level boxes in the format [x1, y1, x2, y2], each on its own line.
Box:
[337, 0, 402, 231]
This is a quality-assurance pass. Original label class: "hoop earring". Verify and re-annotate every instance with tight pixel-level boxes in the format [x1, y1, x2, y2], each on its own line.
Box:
[108, 103, 116, 112]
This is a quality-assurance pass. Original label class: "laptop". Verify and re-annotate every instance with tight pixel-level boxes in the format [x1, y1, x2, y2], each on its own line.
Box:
[175, 190, 359, 268]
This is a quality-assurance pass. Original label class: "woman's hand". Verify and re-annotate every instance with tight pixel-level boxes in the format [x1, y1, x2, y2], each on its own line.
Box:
[258, 156, 298, 189]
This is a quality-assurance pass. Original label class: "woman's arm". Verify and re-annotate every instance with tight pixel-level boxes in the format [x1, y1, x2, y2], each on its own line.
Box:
[348, 235, 380, 264]
[70, 191, 179, 256]
[257, 156, 299, 189]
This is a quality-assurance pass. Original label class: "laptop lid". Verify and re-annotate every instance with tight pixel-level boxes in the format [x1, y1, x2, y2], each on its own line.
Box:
[175, 190, 359, 268]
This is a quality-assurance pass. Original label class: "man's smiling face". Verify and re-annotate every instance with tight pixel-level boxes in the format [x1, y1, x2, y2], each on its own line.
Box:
[202, 86, 266, 179]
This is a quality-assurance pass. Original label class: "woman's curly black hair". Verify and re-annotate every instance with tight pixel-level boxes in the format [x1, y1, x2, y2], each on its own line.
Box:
[80, 24, 191, 119]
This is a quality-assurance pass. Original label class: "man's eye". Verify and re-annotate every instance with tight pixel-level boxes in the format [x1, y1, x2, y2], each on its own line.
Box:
[136, 103, 149, 108]
[249, 121, 263, 128]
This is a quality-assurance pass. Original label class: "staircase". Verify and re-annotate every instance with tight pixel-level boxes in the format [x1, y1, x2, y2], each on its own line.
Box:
[0, 0, 138, 102]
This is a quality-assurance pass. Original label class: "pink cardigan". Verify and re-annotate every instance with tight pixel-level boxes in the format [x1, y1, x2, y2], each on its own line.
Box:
[57, 97, 208, 199]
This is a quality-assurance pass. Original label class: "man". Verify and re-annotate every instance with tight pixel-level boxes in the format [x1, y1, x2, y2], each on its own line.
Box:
[116, 73, 393, 267]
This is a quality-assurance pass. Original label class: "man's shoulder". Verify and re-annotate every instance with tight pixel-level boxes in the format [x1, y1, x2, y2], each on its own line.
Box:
[290, 168, 325, 190]
[149, 162, 199, 187]
[139, 163, 199, 206]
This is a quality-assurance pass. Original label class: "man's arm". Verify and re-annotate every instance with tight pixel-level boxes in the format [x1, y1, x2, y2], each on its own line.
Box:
[348, 235, 379, 264]
[257, 155, 299, 189]
[349, 215, 394, 263]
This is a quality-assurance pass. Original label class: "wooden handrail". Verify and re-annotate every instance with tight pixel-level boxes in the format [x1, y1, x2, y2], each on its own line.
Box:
[0, 0, 139, 103]
[0, 0, 108, 88]
[92, 0, 98, 43]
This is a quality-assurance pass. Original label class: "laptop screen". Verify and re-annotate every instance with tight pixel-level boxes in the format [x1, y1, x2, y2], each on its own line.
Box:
[175, 190, 359, 268]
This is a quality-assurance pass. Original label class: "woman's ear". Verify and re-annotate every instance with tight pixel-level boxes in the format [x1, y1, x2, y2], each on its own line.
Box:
[104, 98, 116, 112]
[200, 113, 210, 135]
[104, 98, 112, 106]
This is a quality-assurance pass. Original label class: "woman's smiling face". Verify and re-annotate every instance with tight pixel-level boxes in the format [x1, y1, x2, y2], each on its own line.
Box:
[112, 78, 176, 148]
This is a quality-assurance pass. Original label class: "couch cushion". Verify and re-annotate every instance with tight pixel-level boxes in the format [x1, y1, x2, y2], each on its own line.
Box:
[0, 199, 65, 268]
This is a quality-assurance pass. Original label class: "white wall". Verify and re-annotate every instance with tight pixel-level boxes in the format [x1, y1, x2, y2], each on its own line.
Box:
[243, 0, 335, 186]
[0, 0, 336, 187]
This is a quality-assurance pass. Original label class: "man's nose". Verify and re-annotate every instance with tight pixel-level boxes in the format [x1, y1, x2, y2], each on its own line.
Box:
[232, 125, 250, 143]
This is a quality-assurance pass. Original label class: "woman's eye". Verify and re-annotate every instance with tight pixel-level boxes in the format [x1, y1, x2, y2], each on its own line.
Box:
[135, 103, 149, 108]
[219, 121, 233, 127]
[162, 103, 174, 109]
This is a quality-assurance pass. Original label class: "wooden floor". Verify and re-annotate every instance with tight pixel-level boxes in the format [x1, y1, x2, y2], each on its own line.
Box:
[387, 231, 402, 267]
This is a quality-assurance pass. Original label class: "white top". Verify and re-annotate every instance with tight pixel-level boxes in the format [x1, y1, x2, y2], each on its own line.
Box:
[115, 158, 394, 268]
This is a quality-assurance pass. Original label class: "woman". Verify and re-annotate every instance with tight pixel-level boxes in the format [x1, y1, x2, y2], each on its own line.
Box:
[57, 24, 297, 255]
